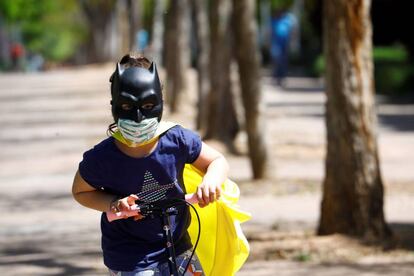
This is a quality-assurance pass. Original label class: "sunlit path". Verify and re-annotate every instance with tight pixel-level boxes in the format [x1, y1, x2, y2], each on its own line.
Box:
[0, 67, 413, 275]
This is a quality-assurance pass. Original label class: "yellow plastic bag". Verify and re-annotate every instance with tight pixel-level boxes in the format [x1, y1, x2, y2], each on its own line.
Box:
[183, 164, 251, 276]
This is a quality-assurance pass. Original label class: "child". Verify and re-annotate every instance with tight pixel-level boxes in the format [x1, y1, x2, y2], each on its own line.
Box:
[72, 54, 228, 275]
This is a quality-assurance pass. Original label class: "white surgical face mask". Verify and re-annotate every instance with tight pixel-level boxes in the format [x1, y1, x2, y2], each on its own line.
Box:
[117, 118, 159, 145]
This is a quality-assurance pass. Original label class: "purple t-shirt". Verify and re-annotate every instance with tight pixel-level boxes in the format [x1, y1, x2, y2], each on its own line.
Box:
[78, 125, 202, 271]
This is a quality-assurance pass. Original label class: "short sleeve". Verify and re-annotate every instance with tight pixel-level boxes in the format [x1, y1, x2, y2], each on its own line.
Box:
[178, 127, 202, 163]
[78, 150, 105, 190]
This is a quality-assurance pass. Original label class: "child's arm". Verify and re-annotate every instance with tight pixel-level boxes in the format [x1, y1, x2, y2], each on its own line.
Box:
[72, 170, 141, 219]
[191, 142, 229, 207]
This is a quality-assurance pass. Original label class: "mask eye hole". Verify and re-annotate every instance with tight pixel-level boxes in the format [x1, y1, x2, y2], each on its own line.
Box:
[121, 103, 133, 111]
[141, 103, 154, 110]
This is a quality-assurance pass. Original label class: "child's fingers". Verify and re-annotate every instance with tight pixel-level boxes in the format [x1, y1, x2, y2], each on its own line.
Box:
[197, 184, 222, 208]
[196, 186, 204, 205]
[209, 186, 216, 203]
[127, 194, 139, 205]
[197, 186, 210, 207]
[202, 187, 210, 206]
[216, 185, 222, 200]
[115, 195, 138, 211]
[119, 199, 130, 211]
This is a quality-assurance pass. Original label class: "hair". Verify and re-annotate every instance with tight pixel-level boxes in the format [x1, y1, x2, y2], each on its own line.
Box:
[107, 54, 153, 136]
[119, 53, 152, 69]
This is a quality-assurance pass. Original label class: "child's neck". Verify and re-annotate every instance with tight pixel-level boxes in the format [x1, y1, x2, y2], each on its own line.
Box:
[114, 139, 158, 158]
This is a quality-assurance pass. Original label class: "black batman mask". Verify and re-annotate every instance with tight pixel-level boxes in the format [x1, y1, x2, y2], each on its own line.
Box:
[110, 62, 163, 123]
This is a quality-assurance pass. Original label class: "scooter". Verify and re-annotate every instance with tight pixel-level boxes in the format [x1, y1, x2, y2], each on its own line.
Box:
[106, 194, 201, 276]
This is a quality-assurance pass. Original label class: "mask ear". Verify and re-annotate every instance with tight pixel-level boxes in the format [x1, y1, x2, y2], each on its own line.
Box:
[149, 62, 162, 93]
[149, 62, 155, 73]
[149, 62, 158, 77]
[117, 63, 125, 75]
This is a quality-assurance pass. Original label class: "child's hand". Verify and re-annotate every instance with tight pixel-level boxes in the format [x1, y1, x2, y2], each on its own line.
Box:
[196, 182, 222, 208]
[110, 194, 143, 221]
[191, 142, 229, 208]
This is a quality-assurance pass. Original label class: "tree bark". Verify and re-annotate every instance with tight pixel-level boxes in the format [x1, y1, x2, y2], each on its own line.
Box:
[164, 0, 187, 113]
[191, 0, 210, 134]
[232, 0, 269, 179]
[80, 0, 116, 63]
[127, 0, 142, 52]
[318, 0, 391, 241]
[116, 0, 130, 56]
[150, 0, 165, 64]
[205, 0, 239, 145]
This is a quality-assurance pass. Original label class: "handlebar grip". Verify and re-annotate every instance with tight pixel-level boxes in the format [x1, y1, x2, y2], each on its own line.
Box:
[106, 205, 140, 222]
[106, 193, 199, 222]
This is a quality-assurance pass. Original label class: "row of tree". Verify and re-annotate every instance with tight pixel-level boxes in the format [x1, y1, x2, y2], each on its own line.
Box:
[0, 0, 270, 174]
[160, 0, 270, 178]
[0, 0, 391, 242]
[163, 0, 391, 243]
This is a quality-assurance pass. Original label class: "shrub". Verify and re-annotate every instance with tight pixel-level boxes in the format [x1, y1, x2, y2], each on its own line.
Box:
[311, 45, 413, 94]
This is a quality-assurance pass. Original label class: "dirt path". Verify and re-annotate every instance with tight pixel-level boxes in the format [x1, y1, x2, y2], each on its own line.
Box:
[0, 66, 413, 275]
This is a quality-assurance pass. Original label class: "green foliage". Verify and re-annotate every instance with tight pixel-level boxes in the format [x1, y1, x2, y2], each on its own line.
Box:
[312, 45, 414, 94]
[312, 54, 324, 77]
[0, 0, 86, 62]
[373, 45, 413, 94]
[373, 45, 409, 63]
[271, 0, 295, 11]
[141, 0, 156, 36]
[300, 0, 322, 74]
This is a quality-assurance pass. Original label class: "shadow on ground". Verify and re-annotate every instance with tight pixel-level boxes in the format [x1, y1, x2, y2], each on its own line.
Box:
[378, 114, 414, 132]
[390, 223, 414, 251]
[0, 244, 103, 275]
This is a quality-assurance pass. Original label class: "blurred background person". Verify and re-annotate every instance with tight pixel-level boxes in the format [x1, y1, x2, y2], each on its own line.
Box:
[270, 6, 297, 86]
[10, 41, 25, 71]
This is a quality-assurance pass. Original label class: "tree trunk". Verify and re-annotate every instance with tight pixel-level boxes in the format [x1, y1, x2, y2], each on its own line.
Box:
[191, 0, 210, 133]
[0, 17, 10, 67]
[164, 0, 187, 113]
[116, 0, 130, 56]
[80, 0, 116, 63]
[232, 0, 269, 179]
[127, 0, 142, 52]
[150, 0, 165, 65]
[318, 0, 391, 242]
[205, 0, 239, 145]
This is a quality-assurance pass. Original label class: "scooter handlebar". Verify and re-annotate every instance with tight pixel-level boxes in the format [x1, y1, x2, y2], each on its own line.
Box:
[106, 193, 198, 222]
